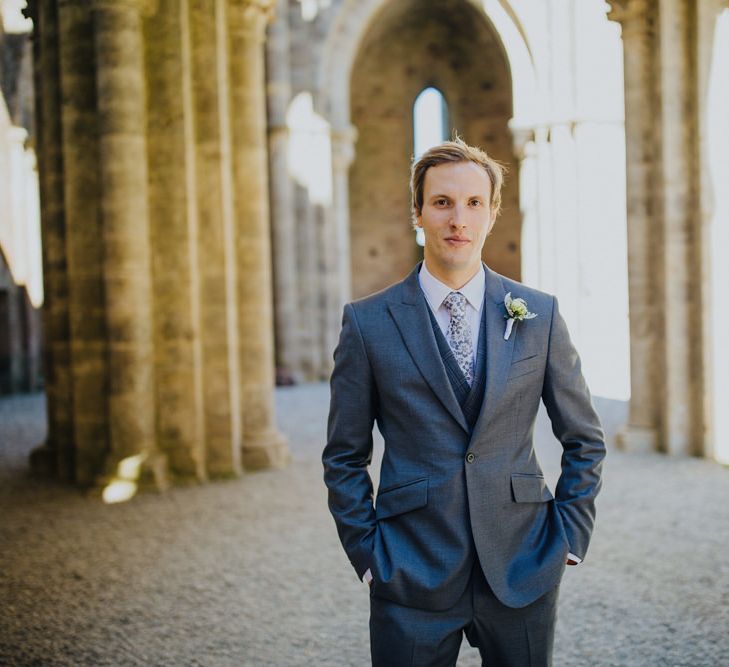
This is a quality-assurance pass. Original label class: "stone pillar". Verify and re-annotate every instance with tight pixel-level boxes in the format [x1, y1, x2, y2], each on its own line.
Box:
[511, 126, 539, 285]
[608, 0, 663, 453]
[533, 125, 556, 293]
[56, 0, 109, 484]
[317, 201, 339, 378]
[266, 0, 300, 384]
[330, 125, 356, 308]
[294, 182, 322, 380]
[319, 125, 357, 374]
[144, 0, 206, 480]
[91, 0, 167, 486]
[227, 0, 289, 469]
[27, 0, 75, 480]
[189, 0, 242, 477]
[656, 0, 704, 455]
[547, 122, 580, 323]
[0, 282, 24, 394]
[697, 0, 729, 460]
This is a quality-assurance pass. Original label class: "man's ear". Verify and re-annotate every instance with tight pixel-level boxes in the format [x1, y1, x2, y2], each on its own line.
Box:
[415, 213, 423, 228]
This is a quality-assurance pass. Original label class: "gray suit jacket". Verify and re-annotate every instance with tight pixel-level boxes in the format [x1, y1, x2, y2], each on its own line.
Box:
[323, 262, 605, 611]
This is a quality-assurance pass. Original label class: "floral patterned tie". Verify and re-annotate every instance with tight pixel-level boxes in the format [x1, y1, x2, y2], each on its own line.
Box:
[443, 291, 474, 385]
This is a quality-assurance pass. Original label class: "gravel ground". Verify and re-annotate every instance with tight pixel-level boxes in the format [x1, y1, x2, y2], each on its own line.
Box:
[1, 385, 728, 666]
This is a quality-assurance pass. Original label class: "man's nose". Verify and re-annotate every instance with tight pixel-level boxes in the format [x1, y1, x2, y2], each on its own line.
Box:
[449, 204, 466, 227]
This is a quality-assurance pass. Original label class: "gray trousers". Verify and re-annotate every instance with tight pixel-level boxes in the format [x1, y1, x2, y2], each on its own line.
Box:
[369, 563, 559, 667]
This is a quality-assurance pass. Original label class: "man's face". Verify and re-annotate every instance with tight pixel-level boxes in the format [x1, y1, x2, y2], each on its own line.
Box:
[416, 161, 494, 283]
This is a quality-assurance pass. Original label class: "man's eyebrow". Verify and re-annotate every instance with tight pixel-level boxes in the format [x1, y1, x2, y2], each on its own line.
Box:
[429, 193, 484, 199]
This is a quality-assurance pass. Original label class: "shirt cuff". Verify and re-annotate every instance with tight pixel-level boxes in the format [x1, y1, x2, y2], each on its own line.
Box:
[363, 568, 373, 585]
[567, 552, 582, 564]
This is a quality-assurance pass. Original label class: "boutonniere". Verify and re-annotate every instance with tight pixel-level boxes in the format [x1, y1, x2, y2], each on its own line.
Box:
[503, 292, 537, 340]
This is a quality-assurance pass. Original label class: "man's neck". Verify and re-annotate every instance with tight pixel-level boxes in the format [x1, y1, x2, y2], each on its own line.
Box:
[423, 259, 481, 291]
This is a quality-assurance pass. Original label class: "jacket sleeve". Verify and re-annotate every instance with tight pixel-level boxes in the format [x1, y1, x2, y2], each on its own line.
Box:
[322, 303, 378, 580]
[541, 296, 606, 560]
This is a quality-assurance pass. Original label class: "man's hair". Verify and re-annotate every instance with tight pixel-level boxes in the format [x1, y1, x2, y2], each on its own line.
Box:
[410, 136, 505, 228]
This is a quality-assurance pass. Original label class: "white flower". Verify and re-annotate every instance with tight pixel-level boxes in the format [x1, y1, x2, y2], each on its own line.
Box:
[503, 292, 537, 340]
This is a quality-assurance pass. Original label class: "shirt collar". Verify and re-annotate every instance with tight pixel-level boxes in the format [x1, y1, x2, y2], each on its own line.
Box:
[418, 260, 485, 312]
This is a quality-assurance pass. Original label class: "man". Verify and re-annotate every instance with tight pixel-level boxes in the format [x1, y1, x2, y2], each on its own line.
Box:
[323, 138, 605, 666]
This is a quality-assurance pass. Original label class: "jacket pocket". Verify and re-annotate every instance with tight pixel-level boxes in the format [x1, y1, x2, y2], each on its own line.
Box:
[510, 473, 553, 502]
[507, 354, 543, 380]
[375, 477, 429, 520]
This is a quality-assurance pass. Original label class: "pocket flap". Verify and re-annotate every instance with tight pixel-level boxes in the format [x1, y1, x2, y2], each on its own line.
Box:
[376, 477, 429, 520]
[508, 354, 543, 380]
[511, 473, 553, 502]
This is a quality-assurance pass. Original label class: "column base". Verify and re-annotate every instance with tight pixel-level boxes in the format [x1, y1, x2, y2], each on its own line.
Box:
[616, 425, 659, 453]
[242, 429, 290, 470]
[93, 450, 170, 502]
[138, 451, 171, 492]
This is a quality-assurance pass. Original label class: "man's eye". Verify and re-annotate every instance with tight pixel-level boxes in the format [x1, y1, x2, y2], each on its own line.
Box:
[470, 199, 482, 207]
[435, 199, 448, 206]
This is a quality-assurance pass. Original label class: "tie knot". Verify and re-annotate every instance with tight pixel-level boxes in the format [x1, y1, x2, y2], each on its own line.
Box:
[443, 291, 467, 316]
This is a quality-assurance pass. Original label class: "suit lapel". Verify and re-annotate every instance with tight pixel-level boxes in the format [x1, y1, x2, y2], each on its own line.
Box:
[470, 264, 516, 439]
[387, 264, 470, 434]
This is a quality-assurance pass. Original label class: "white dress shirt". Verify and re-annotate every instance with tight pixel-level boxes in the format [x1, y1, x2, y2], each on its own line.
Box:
[418, 260, 485, 366]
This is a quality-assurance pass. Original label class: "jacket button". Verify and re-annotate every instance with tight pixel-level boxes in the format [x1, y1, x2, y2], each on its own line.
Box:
[466, 452, 475, 463]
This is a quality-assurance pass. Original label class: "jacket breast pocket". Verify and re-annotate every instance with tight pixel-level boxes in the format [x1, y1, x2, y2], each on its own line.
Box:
[375, 477, 429, 520]
[507, 353, 543, 380]
[511, 473, 553, 502]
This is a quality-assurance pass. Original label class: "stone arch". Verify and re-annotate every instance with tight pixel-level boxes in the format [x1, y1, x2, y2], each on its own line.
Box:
[344, 0, 521, 297]
[317, 0, 537, 298]
[317, 0, 537, 131]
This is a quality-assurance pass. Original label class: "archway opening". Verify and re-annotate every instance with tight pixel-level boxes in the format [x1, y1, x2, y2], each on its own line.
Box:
[413, 86, 449, 158]
[413, 86, 449, 247]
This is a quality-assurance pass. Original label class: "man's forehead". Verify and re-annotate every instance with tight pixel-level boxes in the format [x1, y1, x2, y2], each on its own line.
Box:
[424, 161, 491, 194]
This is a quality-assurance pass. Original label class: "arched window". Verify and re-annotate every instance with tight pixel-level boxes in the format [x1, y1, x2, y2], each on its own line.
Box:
[413, 87, 449, 247]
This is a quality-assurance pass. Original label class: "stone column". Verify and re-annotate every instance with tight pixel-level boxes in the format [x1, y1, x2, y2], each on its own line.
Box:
[533, 125, 556, 293]
[317, 201, 339, 379]
[144, 0, 206, 480]
[189, 0, 242, 477]
[56, 0, 109, 484]
[330, 125, 356, 308]
[697, 0, 729, 459]
[91, 0, 167, 487]
[608, 0, 663, 453]
[227, 0, 289, 469]
[317, 125, 357, 376]
[656, 0, 704, 455]
[27, 0, 75, 481]
[294, 182, 321, 380]
[511, 126, 539, 285]
[266, 0, 300, 384]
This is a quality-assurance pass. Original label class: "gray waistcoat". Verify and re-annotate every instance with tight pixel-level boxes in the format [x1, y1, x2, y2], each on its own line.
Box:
[425, 302, 489, 432]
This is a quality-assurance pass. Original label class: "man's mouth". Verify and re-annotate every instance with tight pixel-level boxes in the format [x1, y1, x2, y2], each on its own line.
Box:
[444, 237, 470, 245]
